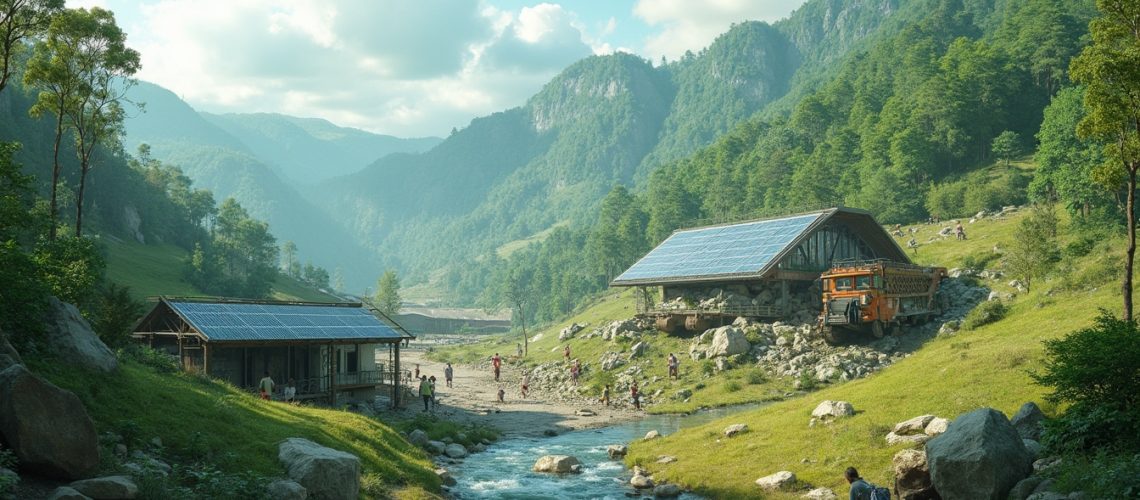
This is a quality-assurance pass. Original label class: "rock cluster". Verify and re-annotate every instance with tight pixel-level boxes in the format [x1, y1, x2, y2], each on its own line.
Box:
[278, 438, 361, 500]
[885, 414, 948, 445]
[558, 323, 587, 341]
[656, 284, 819, 323]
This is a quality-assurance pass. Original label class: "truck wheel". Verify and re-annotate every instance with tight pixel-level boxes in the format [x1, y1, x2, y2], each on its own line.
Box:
[872, 320, 885, 339]
[821, 326, 845, 345]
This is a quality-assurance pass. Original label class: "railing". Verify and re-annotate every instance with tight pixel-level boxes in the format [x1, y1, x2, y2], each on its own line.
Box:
[636, 301, 782, 318]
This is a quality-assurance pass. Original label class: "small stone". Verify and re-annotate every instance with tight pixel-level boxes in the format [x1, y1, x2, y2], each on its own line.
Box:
[925, 417, 950, 436]
[434, 468, 457, 487]
[644, 430, 661, 440]
[656, 455, 676, 464]
[69, 475, 138, 499]
[265, 479, 307, 500]
[630, 474, 655, 489]
[723, 424, 748, 437]
[755, 471, 796, 490]
[893, 415, 935, 435]
[802, 487, 838, 500]
[607, 445, 628, 459]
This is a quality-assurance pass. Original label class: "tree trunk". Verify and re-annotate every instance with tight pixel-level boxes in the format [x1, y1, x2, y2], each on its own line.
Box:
[49, 108, 64, 240]
[75, 164, 88, 237]
[1125, 164, 1136, 322]
[520, 304, 528, 357]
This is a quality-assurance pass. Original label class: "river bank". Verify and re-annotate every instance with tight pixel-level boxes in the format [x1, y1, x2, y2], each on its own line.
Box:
[399, 350, 644, 438]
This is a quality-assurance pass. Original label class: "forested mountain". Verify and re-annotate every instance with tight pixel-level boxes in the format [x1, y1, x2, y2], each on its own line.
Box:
[201, 112, 440, 184]
[121, 82, 379, 288]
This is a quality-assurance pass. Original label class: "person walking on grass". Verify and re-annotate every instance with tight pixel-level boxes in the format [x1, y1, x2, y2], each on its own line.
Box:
[418, 375, 432, 412]
[563, 344, 571, 362]
[258, 371, 275, 400]
[667, 353, 679, 380]
[444, 363, 454, 388]
[492, 353, 502, 381]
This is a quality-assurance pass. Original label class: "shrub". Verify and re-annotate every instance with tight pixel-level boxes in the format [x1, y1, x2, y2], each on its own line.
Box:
[1052, 451, 1140, 499]
[93, 283, 144, 348]
[700, 359, 715, 376]
[724, 380, 742, 393]
[797, 372, 818, 392]
[961, 300, 1007, 330]
[746, 368, 767, 385]
[1041, 405, 1140, 454]
[33, 235, 105, 308]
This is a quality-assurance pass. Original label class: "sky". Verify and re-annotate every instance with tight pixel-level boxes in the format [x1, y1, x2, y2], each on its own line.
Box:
[67, 0, 808, 137]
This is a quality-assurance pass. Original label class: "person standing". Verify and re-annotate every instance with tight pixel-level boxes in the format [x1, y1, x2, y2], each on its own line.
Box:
[418, 375, 432, 411]
[667, 353, 679, 380]
[516, 343, 523, 358]
[282, 378, 296, 403]
[631, 381, 641, 410]
[497, 386, 505, 403]
[492, 353, 502, 381]
[520, 372, 529, 398]
[570, 359, 580, 385]
[601, 384, 611, 406]
[444, 363, 454, 388]
[955, 221, 966, 240]
[258, 371, 275, 400]
[414, 364, 420, 380]
[429, 375, 438, 409]
[563, 345, 570, 362]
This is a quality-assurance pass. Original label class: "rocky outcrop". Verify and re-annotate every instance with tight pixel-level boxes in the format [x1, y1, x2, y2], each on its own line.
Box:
[44, 298, 118, 373]
[559, 323, 586, 341]
[444, 443, 468, 459]
[69, 475, 138, 499]
[277, 438, 360, 500]
[630, 341, 648, 358]
[0, 365, 99, 479]
[532, 455, 581, 473]
[811, 400, 855, 421]
[893, 449, 939, 500]
[755, 471, 796, 490]
[926, 408, 1032, 500]
[723, 424, 748, 437]
[1010, 402, 1045, 441]
[606, 445, 627, 459]
[266, 479, 308, 500]
[708, 326, 750, 357]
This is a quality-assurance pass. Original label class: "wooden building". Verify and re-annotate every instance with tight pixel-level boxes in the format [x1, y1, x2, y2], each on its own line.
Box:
[394, 307, 511, 335]
[611, 207, 909, 327]
[132, 298, 414, 406]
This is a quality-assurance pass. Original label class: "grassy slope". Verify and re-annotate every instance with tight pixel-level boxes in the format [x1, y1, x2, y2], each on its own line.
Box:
[103, 238, 341, 302]
[32, 359, 440, 498]
[626, 209, 1121, 498]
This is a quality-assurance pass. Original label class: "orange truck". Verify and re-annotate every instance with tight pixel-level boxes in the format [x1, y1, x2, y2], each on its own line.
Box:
[819, 260, 946, 344]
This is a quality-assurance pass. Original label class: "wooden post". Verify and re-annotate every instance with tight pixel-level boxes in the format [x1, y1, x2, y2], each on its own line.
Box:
[781, 280, 790, 317]
[393, 342, 401, 408]
[203, 343, 210, 375]
[328, 343, 336, 405]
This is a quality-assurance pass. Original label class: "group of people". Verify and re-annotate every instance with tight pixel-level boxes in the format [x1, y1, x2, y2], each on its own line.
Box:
[415, 362, 455, 411]
[257, 372, 297, 403]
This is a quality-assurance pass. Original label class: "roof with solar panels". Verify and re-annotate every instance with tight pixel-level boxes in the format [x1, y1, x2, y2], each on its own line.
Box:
[132, 298, 413, 344]
[610, 207, 909, 287]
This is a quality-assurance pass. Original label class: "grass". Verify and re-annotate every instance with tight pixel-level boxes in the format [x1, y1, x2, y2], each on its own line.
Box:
[30, 356, 440, 497]
[495, 220, 570, 258]
[102, 238, 341, 303]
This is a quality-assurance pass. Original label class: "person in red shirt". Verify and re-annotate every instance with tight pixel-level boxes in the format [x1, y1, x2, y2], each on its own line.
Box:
[630, 380, 641, 410]
[491, 353, 502, 381]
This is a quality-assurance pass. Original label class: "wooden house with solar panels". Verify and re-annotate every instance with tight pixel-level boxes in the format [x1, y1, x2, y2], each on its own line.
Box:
[132, 298, 415, 406]
[611, 207, 909, 331]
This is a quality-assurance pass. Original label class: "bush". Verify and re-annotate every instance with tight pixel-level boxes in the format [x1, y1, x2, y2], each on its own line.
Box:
[33, 235, 105, 308]
[1052, 451, 1140, 499]
[797, 372, 818, 392]
[700, 359, 715, 376]
[724, 380, 742, 393]
[1042, 405, 1140, 454]
[1033, 311, 1140, 412]
[93, 283, 144, 348]
[962, 300, 1007, 330]
[746, 368, 767, 385]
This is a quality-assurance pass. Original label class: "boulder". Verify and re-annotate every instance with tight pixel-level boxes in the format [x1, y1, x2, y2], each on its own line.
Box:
[630, 473, 655, 489]
[0, 330, 22, 370]
[47, 487, 91, 500]
[755, 471, 796, 490]
[434, 468, 457, 487]
[894, 415, 936, 435]
[0, 365, 100, 479]
[644, 430, 661, 440]
[559, 323, 586, 341]
[886, 432, 932, 446]
[1025, 494, 1067, 500]
[724, 424, 748, 437]
[1022, 439, 1042, 461]
[654, 483, 682, 497]
[606, 445, 627, 459]
[708, 326, 750, 357]
[803, 488, 839, 500]
[444, 443, 468, 459]
[1011, 402, 1046, 441]
[44, 297, 118, 373]
[1009, 477, 1044, 500]
[427, 441, 447, 454]
[277, 438, 361, 500]
[532, 455, 581, 474]
[926, 408, 1032, 500]
[266, 479, 307, 500]
[1, 467, 18, 494]
[925, 417, 950, 436]
[407, 429, 429, 447]
[811, 400, 855, 420]
[70, 475, 137, 499]
[893, 449, 937, 500]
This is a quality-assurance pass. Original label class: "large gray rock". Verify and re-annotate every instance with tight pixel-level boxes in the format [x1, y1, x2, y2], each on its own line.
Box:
[1009, 477, 1044, 500]
[277, 438, 360, 500]
[532, 455, 581, 473]
[755, 471, 796, 490]
[0, 365, 99, 479]
[69, 476, 138, 499]
[407, 429, 429, 447]
[724, 424, 749, 437]
[1011, 402, 1046, 441]
[708, 327, 750, 357]
[435, 468, 457, 487]
[894, 415, 936, 435]
[444, 443, 468, 459]
[606, 445, 627, 459]
[427, 440, 447, 454]
[811, 400, 855, 420]
[44, 298, 118, 373]
[926, 408, 1032, 500]
[47, 487, 91, 500]
[654, 483, 682, 497]
[893, 449, 937, 500]
[266, 479, 307, 500]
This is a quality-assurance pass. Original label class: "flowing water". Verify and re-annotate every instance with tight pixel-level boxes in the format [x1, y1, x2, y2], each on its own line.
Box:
[448, 405, 758, 499]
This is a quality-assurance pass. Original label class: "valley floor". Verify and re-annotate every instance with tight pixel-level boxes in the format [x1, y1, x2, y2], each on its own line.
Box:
[400, 350, 643, 438]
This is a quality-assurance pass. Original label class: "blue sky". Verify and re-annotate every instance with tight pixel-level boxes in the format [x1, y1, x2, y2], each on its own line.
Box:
[68, 1, 807, 137]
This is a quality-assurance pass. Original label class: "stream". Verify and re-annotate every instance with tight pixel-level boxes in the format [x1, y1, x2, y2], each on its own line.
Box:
[447, 405, 758, 499]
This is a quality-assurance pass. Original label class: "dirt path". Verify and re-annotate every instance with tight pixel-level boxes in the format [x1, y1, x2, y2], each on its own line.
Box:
[398, 350, 642, 438]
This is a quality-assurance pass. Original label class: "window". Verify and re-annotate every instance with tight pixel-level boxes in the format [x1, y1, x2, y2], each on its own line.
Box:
[836, 277, 853, 290]
[856, 276, 872, 289]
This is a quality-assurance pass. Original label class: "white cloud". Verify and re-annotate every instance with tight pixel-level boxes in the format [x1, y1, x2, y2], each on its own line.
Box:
[481, 3, 592, 72]
[634, 0, 806, 60]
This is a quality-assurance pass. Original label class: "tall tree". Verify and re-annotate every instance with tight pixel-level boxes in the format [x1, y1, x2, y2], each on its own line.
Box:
[373, 269, 401, 316]
[992, 130, 1022, 166]
[36, 8, 139, 237]
[0, 0, 62, 94]
[500, 264, 532, 357]
[1070, 0, 1140, 320]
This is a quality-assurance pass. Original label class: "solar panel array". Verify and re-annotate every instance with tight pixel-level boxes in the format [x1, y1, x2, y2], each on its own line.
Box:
[613, 212, 826, 284]
[167, 301, 403, 342]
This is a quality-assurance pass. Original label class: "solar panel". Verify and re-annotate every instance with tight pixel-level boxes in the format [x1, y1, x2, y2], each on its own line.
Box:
[167, 301, 404, 342]
[613, 212, 825, 284]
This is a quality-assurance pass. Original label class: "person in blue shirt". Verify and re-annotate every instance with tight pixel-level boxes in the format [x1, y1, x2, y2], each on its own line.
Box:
[845, 467, 873, 500]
